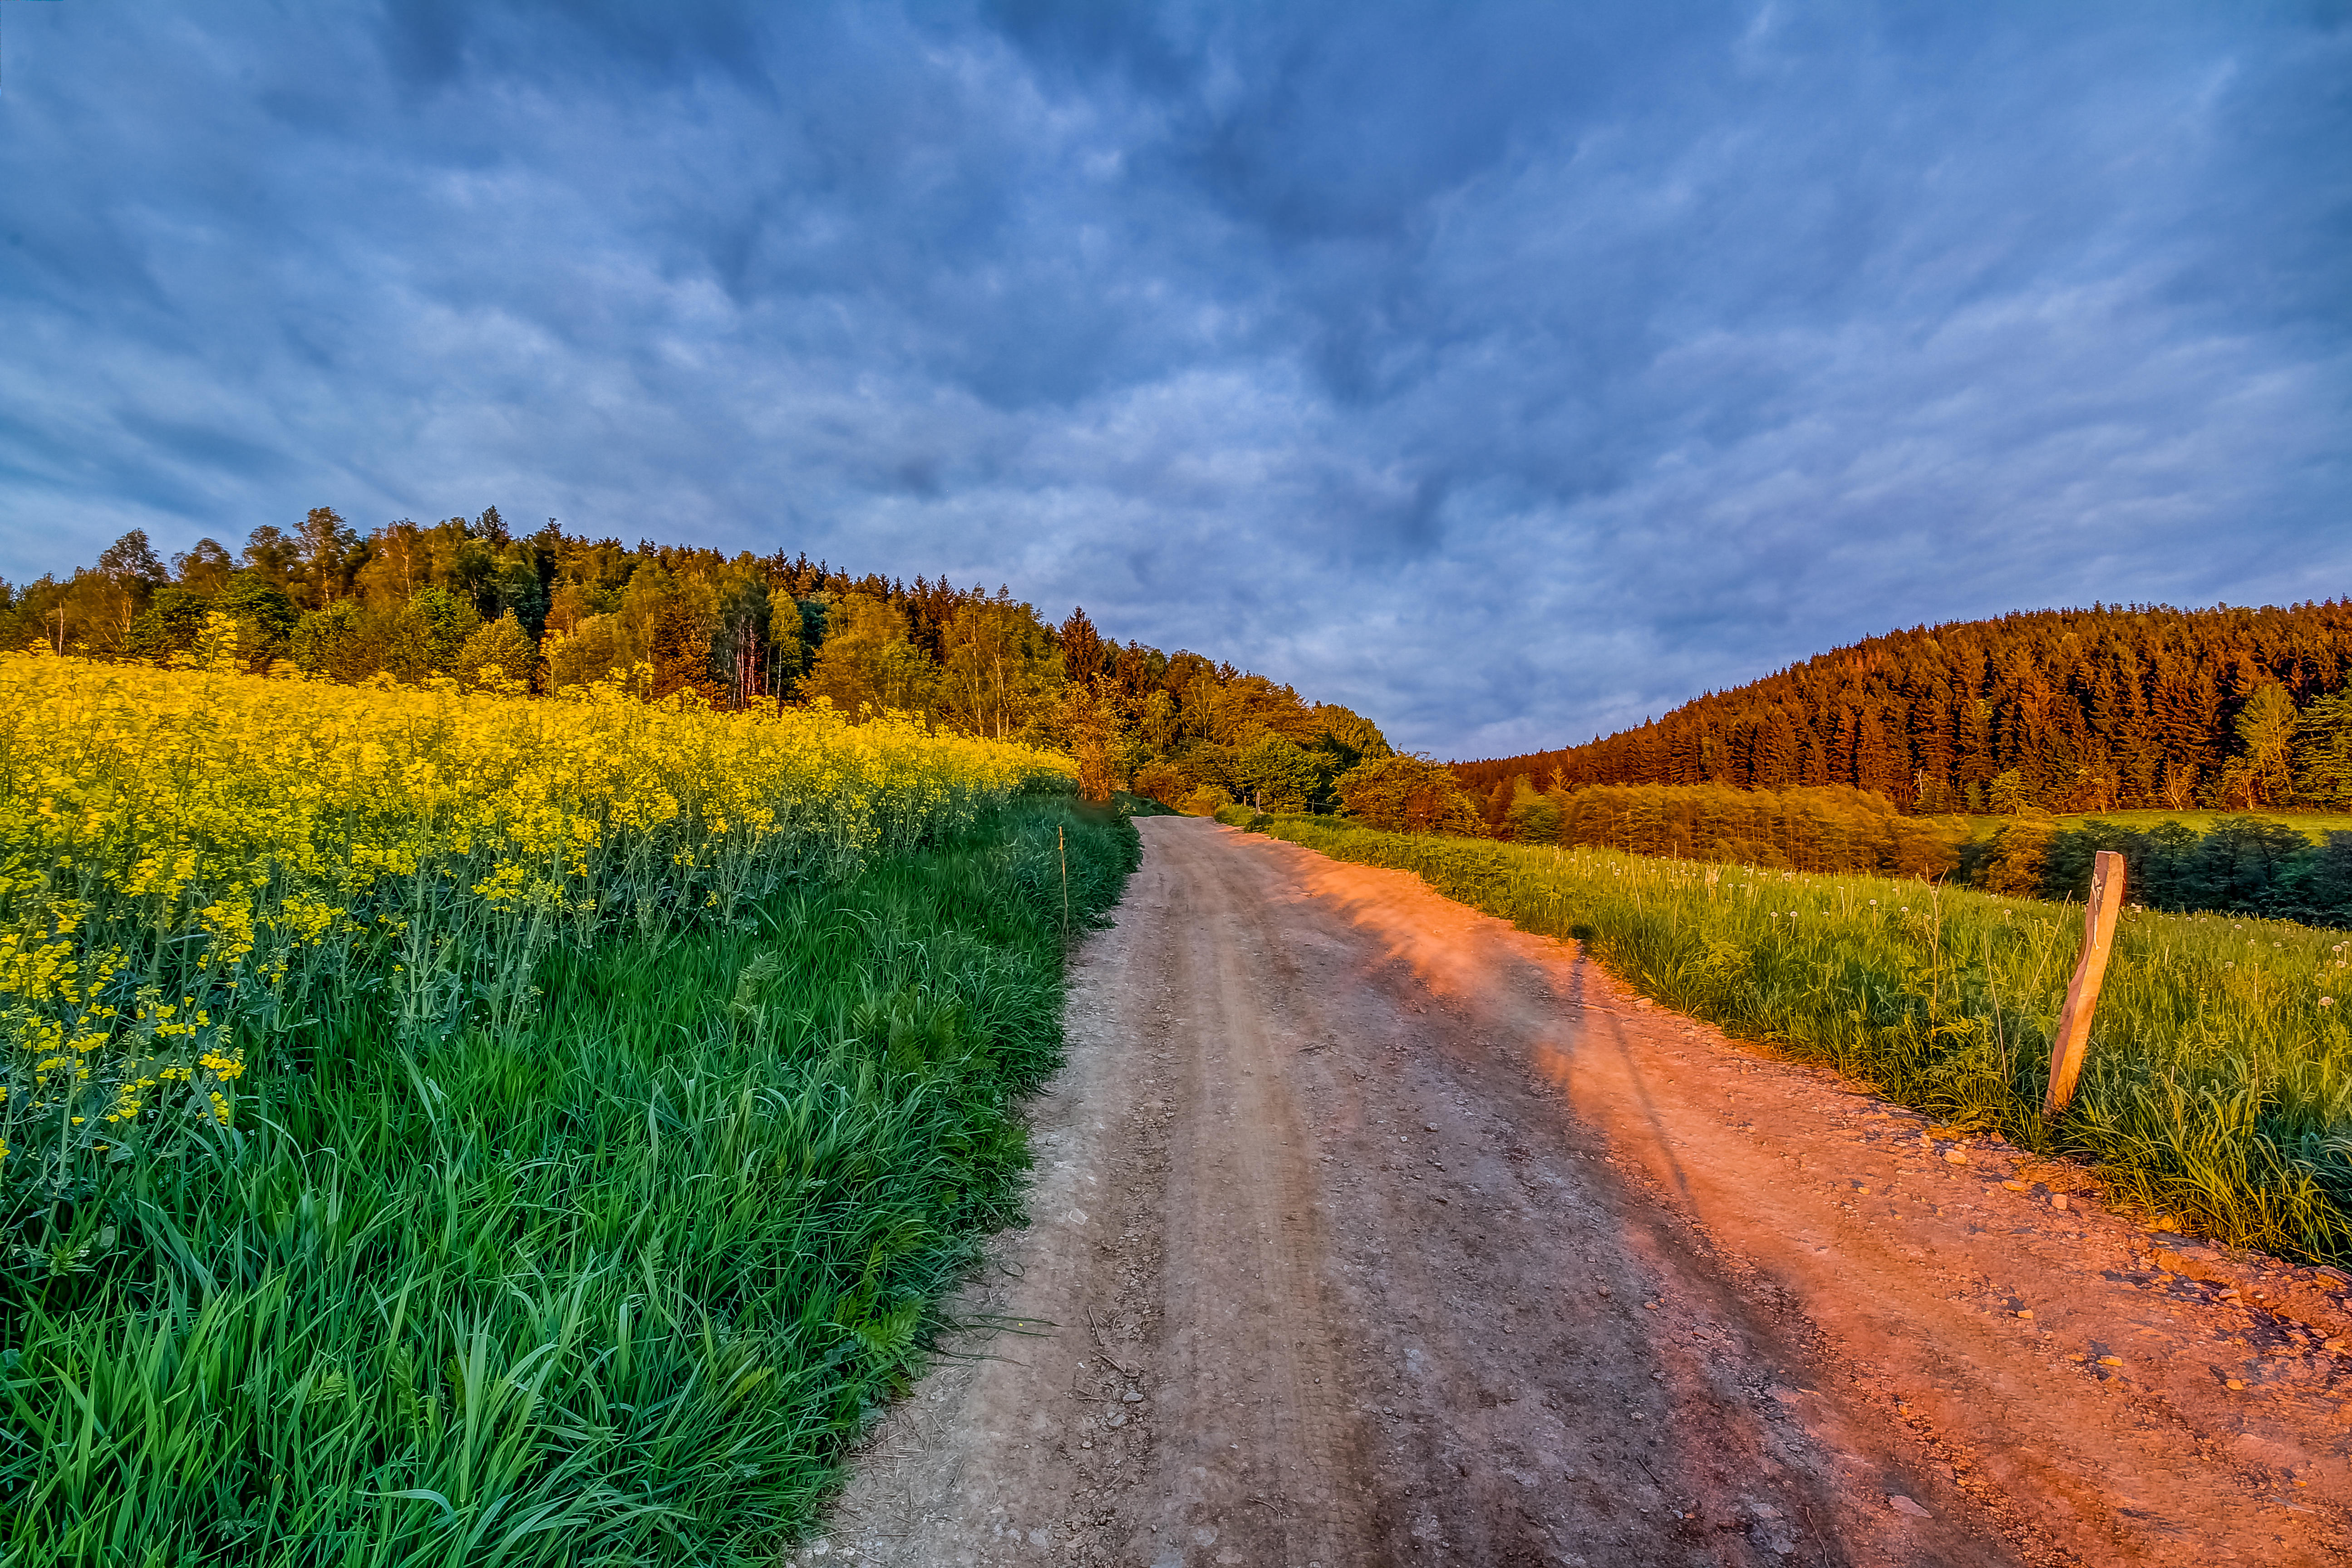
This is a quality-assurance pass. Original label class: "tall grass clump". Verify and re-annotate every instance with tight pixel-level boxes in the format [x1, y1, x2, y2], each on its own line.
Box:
[1, 653, 1137, 1564]
[1261, 817, 2352, 1263]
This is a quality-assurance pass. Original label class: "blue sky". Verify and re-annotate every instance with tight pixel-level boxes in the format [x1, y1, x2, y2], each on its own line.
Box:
[2, 2, 2346, 756]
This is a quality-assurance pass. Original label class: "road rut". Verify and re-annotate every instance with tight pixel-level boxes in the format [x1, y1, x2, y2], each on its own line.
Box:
[814, 817, 2350, 1566]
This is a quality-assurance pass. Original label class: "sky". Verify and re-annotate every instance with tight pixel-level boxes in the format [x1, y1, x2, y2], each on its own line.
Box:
[1, 2, 2346, 757]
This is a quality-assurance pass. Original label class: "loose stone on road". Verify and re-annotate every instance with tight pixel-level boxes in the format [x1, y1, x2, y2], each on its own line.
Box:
[817, 816, 2350, 1566]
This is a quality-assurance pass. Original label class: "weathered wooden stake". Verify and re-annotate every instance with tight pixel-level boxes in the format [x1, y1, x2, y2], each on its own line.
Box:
[2043, 849, 2126, 1117]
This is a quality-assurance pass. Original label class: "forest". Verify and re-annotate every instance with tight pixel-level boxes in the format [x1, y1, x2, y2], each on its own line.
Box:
[1456, 601, 2352, 816]
[0, 509, 1390, 813]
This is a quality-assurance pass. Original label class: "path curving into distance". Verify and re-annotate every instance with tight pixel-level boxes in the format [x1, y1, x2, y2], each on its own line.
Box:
[813, 816, 2348, 1567]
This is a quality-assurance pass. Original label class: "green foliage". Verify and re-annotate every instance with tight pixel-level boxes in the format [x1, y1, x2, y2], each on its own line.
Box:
[1129, 761, 1190, 806]
[1234, 734, 1322, 812]
[4, 514, 1391, 797]
[2015, 816, 2352, 927]
[805, 593, 943, 717]
[457, 611, 539, 691]
[1988, 768, 2030, 815]
[1334, 754, 1482, 834]
[545, 614, 626, 692]
[936, 596, 1062, 742]
[1554, 782, 1963, 879]
[290, 598, 371, 682]
[128, 585, 211, 661]
[2299, 687, 2352, 809]
[382, 585, 480, 683]
[1178, 783, 1231, 817]
[0, 798, 1139, 1564]
[216, 571, 300, 664]
[2224, 683, 2300, 809]
[1263, 818, 2352, 1265]
[1974, 816, 2057, 895]
[1502, 776, 1561, 845]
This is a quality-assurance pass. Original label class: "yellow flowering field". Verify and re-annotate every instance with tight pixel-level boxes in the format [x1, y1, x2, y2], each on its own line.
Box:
[0, 652, 1068, 1181]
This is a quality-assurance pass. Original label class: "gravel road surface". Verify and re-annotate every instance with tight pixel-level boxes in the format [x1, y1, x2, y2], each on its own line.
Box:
[812, 817, 2350, 1567]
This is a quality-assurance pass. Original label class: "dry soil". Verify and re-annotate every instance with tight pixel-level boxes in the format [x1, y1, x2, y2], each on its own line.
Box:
[810, 816, 2352, 1567]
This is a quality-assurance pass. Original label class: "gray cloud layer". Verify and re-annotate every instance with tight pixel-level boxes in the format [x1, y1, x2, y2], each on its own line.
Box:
[3, 2, 2345, 754]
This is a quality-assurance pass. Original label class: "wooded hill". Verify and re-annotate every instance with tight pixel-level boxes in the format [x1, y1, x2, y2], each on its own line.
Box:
[1, 510, 1390, 808]
[1457, 601, 2352, 816]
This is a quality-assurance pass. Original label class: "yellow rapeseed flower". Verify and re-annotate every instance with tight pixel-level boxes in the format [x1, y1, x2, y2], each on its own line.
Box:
[0, 652, 1070, 1179]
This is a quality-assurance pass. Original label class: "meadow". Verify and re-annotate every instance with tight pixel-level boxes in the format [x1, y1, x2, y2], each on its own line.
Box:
[0, 651, 1133, 1563]
[1258, 817, 2352, 1264]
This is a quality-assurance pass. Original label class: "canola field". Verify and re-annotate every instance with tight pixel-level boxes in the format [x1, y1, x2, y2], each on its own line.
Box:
[0, 654, 1126, 1563]
[1, 654, 1056, 1183]
[1261, 817, 2352, 1264]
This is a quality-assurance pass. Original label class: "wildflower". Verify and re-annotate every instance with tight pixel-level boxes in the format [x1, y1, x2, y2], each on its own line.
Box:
[2323, 998, 2336, 1008]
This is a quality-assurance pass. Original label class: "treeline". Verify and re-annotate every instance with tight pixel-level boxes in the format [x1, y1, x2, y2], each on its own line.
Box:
[0, 511, 1390, 804]
[1457, 602, 2352, 816]
[1974, 816, 2352, 928]
[1466, 777, 2352, 926]
[1506, 782, 1966, 879]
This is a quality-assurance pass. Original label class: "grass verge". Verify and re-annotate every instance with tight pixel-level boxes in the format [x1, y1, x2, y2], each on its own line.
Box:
[1, 796, 1137, 1565]
[1256, 816, 2352, 1264]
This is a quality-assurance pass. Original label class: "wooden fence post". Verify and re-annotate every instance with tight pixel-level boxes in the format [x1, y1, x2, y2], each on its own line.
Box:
[2042, 850, 2126, 1117]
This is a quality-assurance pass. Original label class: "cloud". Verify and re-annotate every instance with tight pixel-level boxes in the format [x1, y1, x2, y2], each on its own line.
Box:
[1, 0, 2345, 756]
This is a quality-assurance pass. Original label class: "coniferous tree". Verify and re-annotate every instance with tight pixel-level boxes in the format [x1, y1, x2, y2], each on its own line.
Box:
[1458, 602, 2352, 815]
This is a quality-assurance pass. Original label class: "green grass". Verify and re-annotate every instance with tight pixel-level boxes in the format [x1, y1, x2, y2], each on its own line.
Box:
[1109, 790, 1179, 818]
[1954, 808, 2352, 843]
[0, 796, 1137, 1566]
[1260, 816, 2352, 1264]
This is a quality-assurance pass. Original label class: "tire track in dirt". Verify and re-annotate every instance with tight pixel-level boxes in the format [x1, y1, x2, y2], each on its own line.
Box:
[813, 818, 2350, 1567]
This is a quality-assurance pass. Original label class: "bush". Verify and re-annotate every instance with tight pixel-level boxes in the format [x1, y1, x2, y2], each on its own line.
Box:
[1335, 754, 1482, 834]
[1131, 761, 1191, 806]
[456, 610, 539, 691]
[1179, 784, 1231, 816]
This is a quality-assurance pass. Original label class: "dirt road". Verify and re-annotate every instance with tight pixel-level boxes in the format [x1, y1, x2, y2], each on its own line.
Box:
[814, 817, 2351, 1566]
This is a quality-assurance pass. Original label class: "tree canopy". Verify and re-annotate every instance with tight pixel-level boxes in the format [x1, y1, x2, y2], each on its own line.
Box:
[4, 513, 1391, 806]
[1456, 601, 2352, 815]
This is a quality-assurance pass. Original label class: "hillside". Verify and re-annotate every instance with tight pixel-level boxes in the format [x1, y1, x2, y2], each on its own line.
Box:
[0, 510, 1389, 810]
[1457, 601, 2352, 815]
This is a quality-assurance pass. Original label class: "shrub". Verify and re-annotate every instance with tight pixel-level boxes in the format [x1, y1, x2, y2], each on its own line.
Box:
[1179, 783, 1231, 816]
[1336, 754, 1482, 834]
